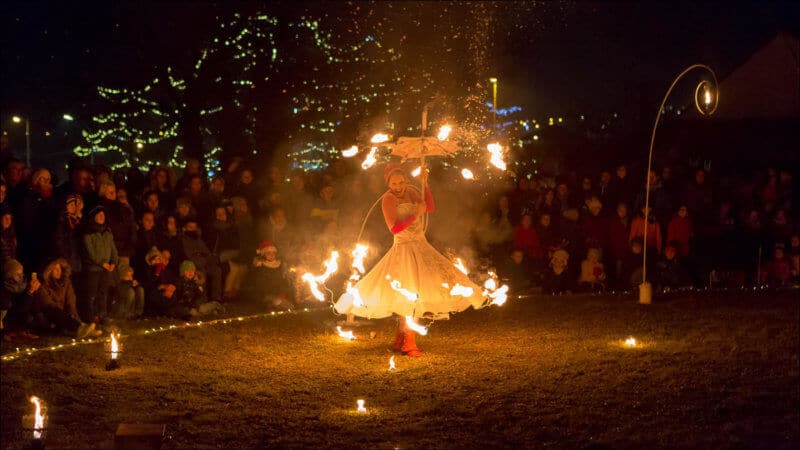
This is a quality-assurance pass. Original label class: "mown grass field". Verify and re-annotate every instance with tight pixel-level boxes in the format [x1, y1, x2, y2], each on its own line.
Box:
[2, 290, 798, 449]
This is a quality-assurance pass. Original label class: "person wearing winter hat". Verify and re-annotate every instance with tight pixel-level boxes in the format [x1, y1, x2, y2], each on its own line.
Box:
[244, 240, 295, 309]
[109, 261, 144, 320]
[168, 260, 224, 319]
[52, 193, 84, 274]
[81, 205, 119, 324]
[543, 248, 572, 295]
[1, 259, 40, 340]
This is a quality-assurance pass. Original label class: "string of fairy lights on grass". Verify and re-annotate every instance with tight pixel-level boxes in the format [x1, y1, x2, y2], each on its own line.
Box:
[0, 306, 327, 363]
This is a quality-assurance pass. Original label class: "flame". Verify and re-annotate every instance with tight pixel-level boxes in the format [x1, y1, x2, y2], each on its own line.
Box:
[389, 279, 419, 302]
[110, 332, 119, 360]
[437, 124, 452, 141]
[703, 89, 712, 106]
[461, 168, 474, 179]
[361, 146, 378, 170]
[449, 284, 474, 297]
[301, 251, 340, 301]
[453, 258, 469, 275]
[411, 166, 421, 177]
[357, 399, 367, 413]
[346, 281, 365, 308]
[487, 142, 507, 170]
[625, 337, 637, 347]
[482, 272, 509, 306]
[30, 396, 44, 439]
[351, 244, 369, 274]
[341, 145, 359, 157]
[336, 326, 356, 341]
[405, 315, 428, 335]
[370, 133, 389, 143]
[388, 355, 396, 371]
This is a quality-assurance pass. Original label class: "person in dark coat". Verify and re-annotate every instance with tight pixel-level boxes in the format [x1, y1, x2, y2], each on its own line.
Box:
[655, 242, 691, 289]
[542, 249, 572, 295]
[134, 211, 161, 274]
[180, 220, 223, 302]
[0, 207, 18, 263]
[16, 169, 58, 271]
[81, 206, 119, 323]
[500, 248, 536, 293]
[1, 259, 40, 340]
[98, 181, 137, 269]
[243, 241, 295, 308]
[158, 215, 184, 275]
[52, 194, 84, 274]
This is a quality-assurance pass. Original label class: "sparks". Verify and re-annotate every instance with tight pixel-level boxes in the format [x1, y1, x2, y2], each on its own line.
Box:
[453, 257, 469, 275]
[437, 124, 452, 141]
[487, 142, 507, 170]
[411, 166, 421, 177]
[370, 133, 389, 143]
[341, 145, 358, 157]
[361, 146, 378, 169]
[390, 279, 419, 302]
[461, 168, 474, 179]
[336, 326, 356, 341]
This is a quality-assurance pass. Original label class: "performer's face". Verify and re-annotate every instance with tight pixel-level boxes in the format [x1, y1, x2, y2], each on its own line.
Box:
[388, 174, 406, 197]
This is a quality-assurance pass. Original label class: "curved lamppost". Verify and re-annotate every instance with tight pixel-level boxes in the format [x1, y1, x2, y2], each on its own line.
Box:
[639, 64, 718, 304]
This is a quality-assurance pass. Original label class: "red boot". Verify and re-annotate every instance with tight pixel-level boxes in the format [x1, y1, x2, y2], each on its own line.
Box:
[401, 329, 423, 357]
[391, 331, 405, 352]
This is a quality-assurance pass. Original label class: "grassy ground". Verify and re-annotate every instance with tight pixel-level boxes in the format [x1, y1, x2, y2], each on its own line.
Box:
[2, 290, 798, 449]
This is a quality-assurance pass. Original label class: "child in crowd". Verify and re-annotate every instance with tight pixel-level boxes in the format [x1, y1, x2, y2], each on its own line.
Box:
[578, 247, 606, 292]
[170, 260, 224, 319]
[501, 248, 535, 293]
[620, 237, 646, 289]
[110, 263, 145, 320]
[246, 241, 296, 309]
[630, 206, 662, 255]
[655, 241, 691, 289]
[542, 249, 571, 295]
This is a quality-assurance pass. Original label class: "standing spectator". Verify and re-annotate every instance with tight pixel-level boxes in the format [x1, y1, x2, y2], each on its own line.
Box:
[98, 181, 137, 271]
[150, 166, 176, 212]
[683, 169, 713, 226]
[309, 184, 340, 230]
[283, 169, 313, 225]
[581, 196, 608, 250]
[513, 213, 543, 262]
[1, 207, 17, 263]
[536, 188, 561, 226]
[174, 197, 197, 228]
[607, 163, 635, 211]
[233, 169, 260, 217]
[175, 158, 202, 194]
[159, 215, 183, 274]
[184, 174, 212, 226]
[607, 203, 631, 284]
[207, 206, 244, 301]
[52, 194, 84, 274]
[141, 190, 166, 225]
[33, 259, 100, 338]
[208, 175, 227, 211]
[666, 205, 693, 258]
[81, 206, 119, 323]
[597, 170, 612, 213]
[180, 220, 223, 303]
[630, 206, 662, 255]
[17, 168, 57, 271]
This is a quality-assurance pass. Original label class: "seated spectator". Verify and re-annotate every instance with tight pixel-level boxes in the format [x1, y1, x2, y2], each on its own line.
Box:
[500, 248, 535, 293]
[244, 241, 295, 309]
[109, 262, 144, 320]
[34, 259, 100, 338]
[1, 259, 40, 340]
[578, 247, 606, 292]
[170, 260, 224, 319]
[181, 220, 223, 303]
[141, 247, 175, 316]
[629, 206, 662, 255]
[761, 243, 791, 286]
[542, 249, 572, 295]
[655, 242, 691, 289]
[134, 211, 160, 273]
[666, 205, 693, 258]
[620, 237, 646, 289]
[1, 207, 17, 263]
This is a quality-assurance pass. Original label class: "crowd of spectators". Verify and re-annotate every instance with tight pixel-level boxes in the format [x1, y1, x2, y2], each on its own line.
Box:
[0, 152, 796, 342]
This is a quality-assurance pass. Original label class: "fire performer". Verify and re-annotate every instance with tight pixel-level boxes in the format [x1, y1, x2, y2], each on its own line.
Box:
[334, 163, 485, 357]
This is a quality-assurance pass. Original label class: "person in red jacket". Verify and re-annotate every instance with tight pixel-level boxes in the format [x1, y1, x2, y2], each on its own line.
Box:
[666, 205, 693, 258]
[629, 206, 662, 255]
[513, 213, 543, 262]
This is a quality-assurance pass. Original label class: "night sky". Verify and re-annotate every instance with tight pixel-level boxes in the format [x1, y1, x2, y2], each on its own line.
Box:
[2, 1, 798, 137]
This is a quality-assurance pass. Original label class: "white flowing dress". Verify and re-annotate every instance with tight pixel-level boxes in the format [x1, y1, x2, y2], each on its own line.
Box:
[334, 194, 486, 319]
